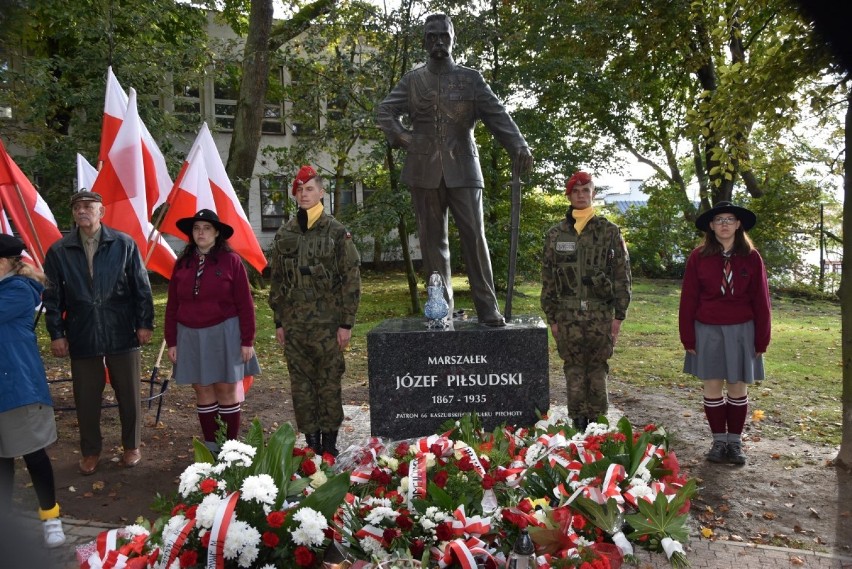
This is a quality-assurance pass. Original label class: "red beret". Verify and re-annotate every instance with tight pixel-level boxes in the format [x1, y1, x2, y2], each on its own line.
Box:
[565, 171, 593, 195]
[292, 165, 317, 195]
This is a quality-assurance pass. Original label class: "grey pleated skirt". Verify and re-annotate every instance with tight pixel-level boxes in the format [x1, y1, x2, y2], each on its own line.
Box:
[683, 320, 764, 383]
[174, 316, 261, 385]
[0, 403, 57, 457]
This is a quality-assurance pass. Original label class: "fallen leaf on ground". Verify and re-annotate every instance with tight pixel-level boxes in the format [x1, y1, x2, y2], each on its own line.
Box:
[752, 409, 765, 421]
[790, 556, 805, 565]
[762, 512, 777, 520]
[92, 481, 105, 491]
[700, 527, 714, 538]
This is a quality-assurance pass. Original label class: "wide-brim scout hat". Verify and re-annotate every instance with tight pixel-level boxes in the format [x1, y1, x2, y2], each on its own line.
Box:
[291, 165, 317, 195]
[176, 209, 235, 240]
[0, 233, 26, 258]
[695, 201, 757, 232]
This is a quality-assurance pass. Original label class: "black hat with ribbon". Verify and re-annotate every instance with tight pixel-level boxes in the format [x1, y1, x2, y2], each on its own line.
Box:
[695, 201, 757, 232]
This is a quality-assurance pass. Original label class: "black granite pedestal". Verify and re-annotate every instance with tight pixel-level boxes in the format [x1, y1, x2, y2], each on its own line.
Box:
[367, 316, 549, 440]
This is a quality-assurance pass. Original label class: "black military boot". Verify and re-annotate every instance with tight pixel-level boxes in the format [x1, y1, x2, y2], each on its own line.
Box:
[322, 431, 339, 457]
[305, 431, 322, 454]
[572, 417, 589, 432]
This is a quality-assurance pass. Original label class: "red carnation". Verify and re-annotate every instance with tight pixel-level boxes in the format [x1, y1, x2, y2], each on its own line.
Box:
[267, 511, 286, 528]
[262, 531, 279, 548]
[199, 478, 218, 494]
[170, 504, 186, 517]
[301, 458, 318, 475]
[572, 514, 587, 530]
[371, 467, 392, 486]
[184, 505, 198, 520]
[200, 531, 211, 548]
[397, 462, 410, 477]
[479, 456, 491, 470]
[179, 550, 198, 568]
[397, 513, 414, 531]
[383, 527, 401, 545]
[457, 455, 474, 471]
[433, 470, 449, 488]
[411, 538, 425, 559]
[294, 546, 316, 567]
[292, 447, 307, 457]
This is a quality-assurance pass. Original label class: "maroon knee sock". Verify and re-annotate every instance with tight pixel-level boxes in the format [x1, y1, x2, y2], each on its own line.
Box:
[703, 396, 727, 435]
[197, 403, 219, 442]
[725, 395, 749, 435]
[218, 403, 241, 441]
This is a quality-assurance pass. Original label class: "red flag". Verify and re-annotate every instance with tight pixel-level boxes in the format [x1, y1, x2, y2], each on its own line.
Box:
[98, 67, 172, 217]
[91, 88, 176, 279]
[161, 123, 267, 272]
[0, 139, 62, 267]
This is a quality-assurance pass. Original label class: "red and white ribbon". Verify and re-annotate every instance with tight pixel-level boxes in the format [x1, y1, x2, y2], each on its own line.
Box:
[161, 518, 195, 569]
[406, 455, 428, 506]
[207, 492, 239, 569]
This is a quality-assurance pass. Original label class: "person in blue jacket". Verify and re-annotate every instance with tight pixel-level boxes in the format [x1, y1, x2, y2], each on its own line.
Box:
[0, 234, 65, 548]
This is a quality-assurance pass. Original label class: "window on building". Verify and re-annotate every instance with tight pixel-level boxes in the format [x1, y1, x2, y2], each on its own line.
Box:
[174, 81, 201, 127]
[259, 176, 292, 231]
[262, 67, 285, 134]
[329, 176, 355, 214]
[287, 66, 319, 136]
[213, 62, 240, 131]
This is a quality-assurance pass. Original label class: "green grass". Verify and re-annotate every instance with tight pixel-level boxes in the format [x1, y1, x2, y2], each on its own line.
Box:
[37, 272, 842, 446]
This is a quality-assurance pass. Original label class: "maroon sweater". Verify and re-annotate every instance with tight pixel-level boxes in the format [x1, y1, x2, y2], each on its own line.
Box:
[165, 250, 256, 347]
[678, 247, 771, 353]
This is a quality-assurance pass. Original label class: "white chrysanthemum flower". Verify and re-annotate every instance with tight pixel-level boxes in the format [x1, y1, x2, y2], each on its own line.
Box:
[634, 465, 652, 483]
[576, 535, 594, 547]
[359, 536, 388, 558]
[365, 496, 392, 508]
[123, 524, 148, 537]
[586, 422, 616, 437]
[212, 463, 228, 475]
[195, 494, 224, 529]
[291, 507, 328, 546]
[217, 441, 256, 468]
[178, 463, 214, 497]
[240, 474, 278, 505]
[398, 477, 410, 494]
[628, 480, 654, 501]
[365, 506, 400, 525]
[309, 470, 328, 489]
[424, 452, 436, 468]
[223, 519, 260, 567]
[524, 443, 547, 467]
[161, 514, 188, 546]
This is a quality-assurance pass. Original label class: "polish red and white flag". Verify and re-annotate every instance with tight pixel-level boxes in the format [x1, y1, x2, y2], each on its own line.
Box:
[91, 88, 176, 278]
[160, 123, 267, 272]
[0, 139, 62, 267]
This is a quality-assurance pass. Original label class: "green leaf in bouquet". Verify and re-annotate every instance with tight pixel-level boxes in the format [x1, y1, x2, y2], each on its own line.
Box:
[251, 422, 300, 507]
[298, 471, 351, 521]
[192, 438, 216, 463]
[624, 481, 695, 546]
[244, 417, 265, 451]
[425, 481, 456, 511]
[571, 496, 624, 535]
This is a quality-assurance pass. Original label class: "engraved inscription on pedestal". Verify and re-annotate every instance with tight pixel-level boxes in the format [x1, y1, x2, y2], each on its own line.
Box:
[367, 316, 550, 440]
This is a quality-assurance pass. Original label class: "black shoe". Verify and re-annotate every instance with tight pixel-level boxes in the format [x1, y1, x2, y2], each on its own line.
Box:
[322, 431, 339, 457]
[305, 431, 323, 454]
[573, 417, 589, 432]
[726, 442, 747, 465]
[706, 440, 728, 463]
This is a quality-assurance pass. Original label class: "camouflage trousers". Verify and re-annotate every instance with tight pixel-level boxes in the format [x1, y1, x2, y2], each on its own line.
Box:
[284, 323, 346, 434]
[555, 310, 614, 420]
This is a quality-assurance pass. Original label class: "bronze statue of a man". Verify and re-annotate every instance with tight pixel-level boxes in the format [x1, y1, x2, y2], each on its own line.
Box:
[378, 13, 533, 327]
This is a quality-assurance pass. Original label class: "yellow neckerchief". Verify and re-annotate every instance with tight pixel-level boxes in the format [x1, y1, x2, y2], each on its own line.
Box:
[571, 206, 596, 234]
[305, 201, 324, 229]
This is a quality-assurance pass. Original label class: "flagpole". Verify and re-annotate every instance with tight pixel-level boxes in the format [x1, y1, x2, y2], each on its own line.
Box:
[11, 181, 47, 270]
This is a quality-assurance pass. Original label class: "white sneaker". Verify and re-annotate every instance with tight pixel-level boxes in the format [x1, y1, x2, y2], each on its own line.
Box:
[43, 518, 66, 548]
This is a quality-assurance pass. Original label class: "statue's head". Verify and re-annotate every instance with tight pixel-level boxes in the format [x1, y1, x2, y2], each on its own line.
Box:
[424, 13, 454, 60]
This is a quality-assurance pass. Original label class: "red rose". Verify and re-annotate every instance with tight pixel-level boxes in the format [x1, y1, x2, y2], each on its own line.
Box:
[179, 550, 198, 568]
[435, 522, 454, 542]
[184, 505, 198, 520]
[457, 456, 474, 471]
[572, 514, 587, 530]
[199, 478, 218, 494]
[371, 467, 392, 486]
[481, 474, 496, 490]
[397, 513, 414, 531]
[517, 499, 533, 513]
[266, 511, 286, 528]
[294, 545, 316, 567]
[395, 442, 410, 458]
[301, 458, 318, 475]
[430, 443, 444, 456]
[479, 456, 491, 470]
[293, 447, 306, 456]
[262, 531, 279, 548]
[433, 470, 449, 488]
[410, 538, 425, 559]
[396, 462, 410, 476]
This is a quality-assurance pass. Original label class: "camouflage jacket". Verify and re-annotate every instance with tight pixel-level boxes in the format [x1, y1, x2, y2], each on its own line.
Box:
[268, 212, 361, 328]
[540, 213, 632, 323]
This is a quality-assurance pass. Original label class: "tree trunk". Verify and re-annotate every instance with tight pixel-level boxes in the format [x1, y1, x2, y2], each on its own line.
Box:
[835, 87, 852, 467]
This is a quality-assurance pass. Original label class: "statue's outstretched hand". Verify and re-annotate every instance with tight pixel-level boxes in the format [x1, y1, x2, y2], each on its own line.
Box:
[514, 146, 533, 173]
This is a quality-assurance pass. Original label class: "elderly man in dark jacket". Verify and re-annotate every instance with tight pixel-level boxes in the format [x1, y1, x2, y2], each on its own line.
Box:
[378, 13, 533, 327]
[43, 191, 154, 475]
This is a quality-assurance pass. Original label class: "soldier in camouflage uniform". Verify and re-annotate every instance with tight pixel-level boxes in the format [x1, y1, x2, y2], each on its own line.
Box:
[540, 171, 632, 432]
[268, 166, 361, 456]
